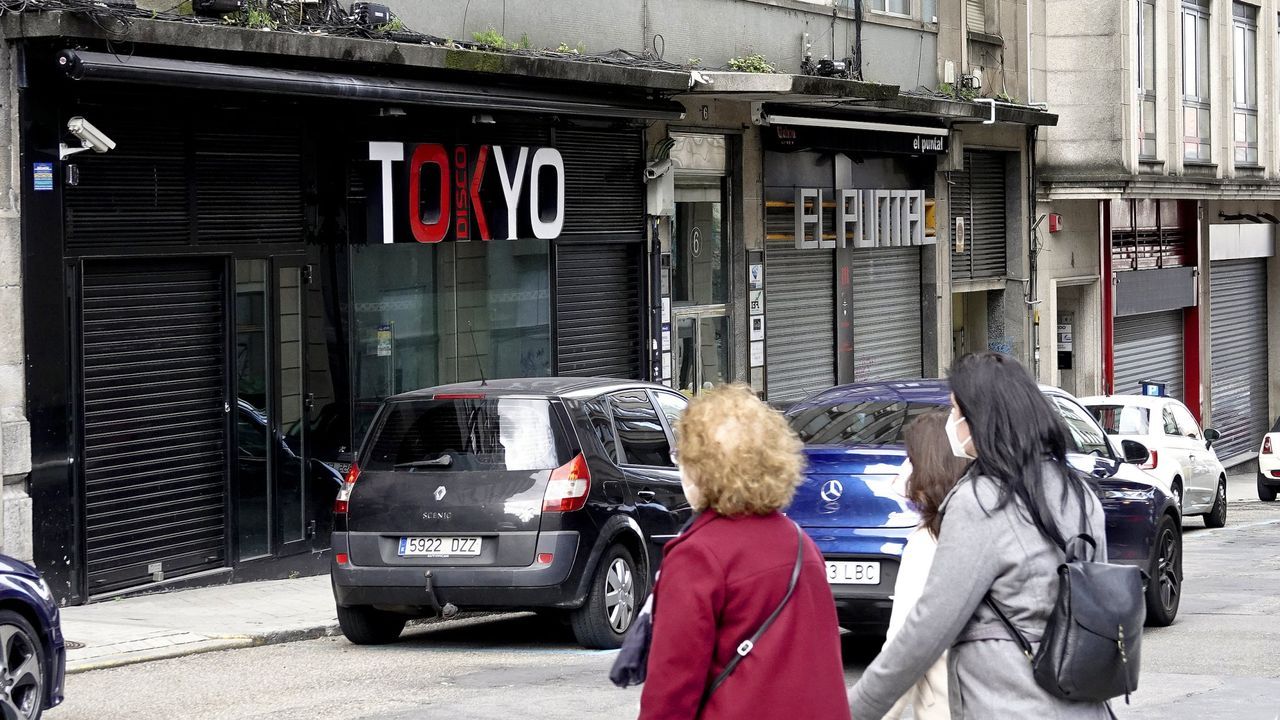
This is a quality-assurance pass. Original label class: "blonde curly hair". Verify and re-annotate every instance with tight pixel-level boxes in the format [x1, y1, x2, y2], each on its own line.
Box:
[675, 384, 805, 517]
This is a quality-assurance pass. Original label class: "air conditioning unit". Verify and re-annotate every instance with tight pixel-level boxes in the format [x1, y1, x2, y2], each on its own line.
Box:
[193, 0, 247, 15]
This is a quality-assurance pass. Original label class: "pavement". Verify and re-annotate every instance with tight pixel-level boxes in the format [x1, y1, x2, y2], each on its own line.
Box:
[59, 573, 340, 674]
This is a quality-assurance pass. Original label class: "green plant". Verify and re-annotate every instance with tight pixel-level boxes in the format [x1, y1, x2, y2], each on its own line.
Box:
[727, 53, 775, 73]
[376, 17, 406, 33]
[686, 56, 702, 67]
[472, 27, 508, 48]
[555, 42, 586, 54]
[995, 91, 1018, 104]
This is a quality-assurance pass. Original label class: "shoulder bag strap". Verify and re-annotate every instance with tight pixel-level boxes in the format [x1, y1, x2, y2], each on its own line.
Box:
[703, 521, 805, 701]
[984, 595, 1036, 662]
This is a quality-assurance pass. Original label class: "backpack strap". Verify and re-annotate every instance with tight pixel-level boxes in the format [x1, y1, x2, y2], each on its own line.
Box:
[703, 521, 805, 702]
[984, 595, 1036, 662]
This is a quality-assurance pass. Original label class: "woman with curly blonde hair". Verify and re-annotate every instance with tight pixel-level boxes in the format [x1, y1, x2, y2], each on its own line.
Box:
[638, 384, 849, 720]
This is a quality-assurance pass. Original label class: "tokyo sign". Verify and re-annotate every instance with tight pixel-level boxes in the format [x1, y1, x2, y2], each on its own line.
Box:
[367, 141, 566, 244]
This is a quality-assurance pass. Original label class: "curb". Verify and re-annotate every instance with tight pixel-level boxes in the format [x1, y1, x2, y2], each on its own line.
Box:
[66, 622, 341, 675]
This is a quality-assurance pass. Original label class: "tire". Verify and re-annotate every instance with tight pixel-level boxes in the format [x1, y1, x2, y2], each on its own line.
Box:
[1170, 478, 1183, 512]
[1259, 476, 1278, 502]
[571, 545, 640, 650]
[1203, 477, 1227, 529]
[0, 609, 45, 720]
[1144, 515, 1182, 627]
[336, 604, 407, 645]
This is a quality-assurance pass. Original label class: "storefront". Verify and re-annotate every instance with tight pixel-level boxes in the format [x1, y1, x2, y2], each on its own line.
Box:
[23, 46, 680, 602]
[758, 113, 941, 402]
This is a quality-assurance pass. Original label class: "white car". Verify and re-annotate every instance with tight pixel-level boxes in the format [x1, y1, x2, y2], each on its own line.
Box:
[1258, 417, 1280, 502]
[1081, 395, 1227, 527]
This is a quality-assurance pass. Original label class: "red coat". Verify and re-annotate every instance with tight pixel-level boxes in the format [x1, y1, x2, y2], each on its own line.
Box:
[638, 511, 851, 720]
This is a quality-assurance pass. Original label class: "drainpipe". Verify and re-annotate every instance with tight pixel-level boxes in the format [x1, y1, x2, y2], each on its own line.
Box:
[1028, 124, 1041, 376]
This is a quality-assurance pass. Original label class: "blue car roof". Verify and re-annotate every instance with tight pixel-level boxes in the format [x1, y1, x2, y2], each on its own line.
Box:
[788, 380, 952, 413]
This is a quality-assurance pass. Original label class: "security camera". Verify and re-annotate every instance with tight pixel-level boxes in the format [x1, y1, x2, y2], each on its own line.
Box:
[60, 117, 116, 160]
[644, 158, 672, 182]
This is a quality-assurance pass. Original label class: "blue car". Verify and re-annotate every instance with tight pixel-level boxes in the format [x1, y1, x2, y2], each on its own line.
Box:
[0, 554, 66, 719]
[783, 381, 1183, 631]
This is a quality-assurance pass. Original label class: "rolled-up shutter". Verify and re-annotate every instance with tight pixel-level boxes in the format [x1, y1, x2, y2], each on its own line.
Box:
[967, 0, 987, 32]
[555, 243, 644, 378]
[766, 242, 835, 401]
[81, 258, 228, 595]
[1210, 258, 1270, 463]
[1113, 310, 1185, 401]
[851, 247, 923, 381]
[951, 151, 1007, 280]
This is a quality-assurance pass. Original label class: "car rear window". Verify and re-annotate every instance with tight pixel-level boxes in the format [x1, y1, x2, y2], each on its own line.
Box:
[1088, 404, 1150, 435]
[786, 400, 940, 446]
[364, 398, 571, 473]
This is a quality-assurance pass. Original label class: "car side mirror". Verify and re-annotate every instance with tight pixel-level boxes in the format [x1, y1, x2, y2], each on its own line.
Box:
[1121, 439, 1151, 465]
[1203, 429, 1220, 449]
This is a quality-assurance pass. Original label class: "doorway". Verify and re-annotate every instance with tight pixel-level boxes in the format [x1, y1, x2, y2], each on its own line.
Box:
[670, 179, 730, 395]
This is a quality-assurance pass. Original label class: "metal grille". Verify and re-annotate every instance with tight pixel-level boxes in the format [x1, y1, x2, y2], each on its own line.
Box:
[766, 242, 834, 401]
[555, 243, 644, 378]
[556, 128, 644, 240]
[1210, 258, 1270, 463]
[81, 259, 228, 595]
[951, 151, 1008, 280]
[1113, 310, 1185, 401]
[851, 247, 923, 381]
[195, 131, 303, 244]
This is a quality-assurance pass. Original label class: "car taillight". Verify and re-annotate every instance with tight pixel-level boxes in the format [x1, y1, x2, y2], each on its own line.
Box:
[1141, 450, 1158, 471]
[543, 453, 590, 512]
[334, 462, 360, 515]
[1264, 437, 1273, 454]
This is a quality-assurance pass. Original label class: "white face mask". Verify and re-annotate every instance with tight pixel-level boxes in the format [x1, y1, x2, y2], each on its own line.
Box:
[945, 412, 976, 460]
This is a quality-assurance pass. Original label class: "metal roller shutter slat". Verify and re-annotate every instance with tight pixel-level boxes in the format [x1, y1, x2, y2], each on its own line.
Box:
[1210, 259, 1270, 463]
[767, 242, 835, 401]
[1113, 311, 1185, 401]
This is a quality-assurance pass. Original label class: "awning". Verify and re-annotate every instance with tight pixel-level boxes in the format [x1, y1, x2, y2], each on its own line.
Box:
[57, 50, 686, 121]
[758, 112, 949, 137]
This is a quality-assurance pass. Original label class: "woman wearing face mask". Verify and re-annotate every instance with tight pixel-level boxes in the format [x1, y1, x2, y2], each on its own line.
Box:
[638, 384, 848, 720]
[880, 411, 969, 720]
[848, 352, 1112, 720]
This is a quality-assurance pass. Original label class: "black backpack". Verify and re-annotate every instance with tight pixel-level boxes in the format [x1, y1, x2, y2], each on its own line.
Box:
[986, 532, 1145, 704]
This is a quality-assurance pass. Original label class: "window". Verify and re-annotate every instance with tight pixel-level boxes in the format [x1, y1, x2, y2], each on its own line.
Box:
[966, 0, 986, 33]
[872, 0, 911, 16]
[1233, 3, 1259, 165]
[610, 391, 673, 467]
[1162, 407, 1182, 436]
[787, 400, 936, 446]
[585, 400, 620, 464]
[1170, 403, 1203, 440]
[1138, 0, 1158, 159]
[652, 392, 688, 438]
[1089, 404, 1150, 435]
[1053, 397, 1112, 457]
[1182, 0, 1212, 162]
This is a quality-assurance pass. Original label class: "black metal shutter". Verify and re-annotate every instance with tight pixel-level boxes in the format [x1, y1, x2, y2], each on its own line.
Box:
[766, 241, 835, 401]
[81, 259, 228, 595]
[951, 151, 1007, 280]
[1210, 258, 1270, 462]
[1113, 310, 1185, 401]
[555, 243, 644, 378]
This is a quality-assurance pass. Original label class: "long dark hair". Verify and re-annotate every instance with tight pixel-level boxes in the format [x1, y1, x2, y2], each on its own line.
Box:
[948, 352, 1090, 548]
[903, 411, 969, 539]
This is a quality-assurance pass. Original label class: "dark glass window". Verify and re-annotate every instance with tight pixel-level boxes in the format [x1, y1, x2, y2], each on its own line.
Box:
[366, 398, 570, 472]
[610, 391, 673, 467]
[787, 400, 937, 446]
[1088, 404, 1150, 435]
[585, 400, 620, 464]
[1053, 397, 1112, 457]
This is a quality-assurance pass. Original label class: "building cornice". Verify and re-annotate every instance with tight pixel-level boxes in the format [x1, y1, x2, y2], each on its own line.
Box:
[1041, 174, 1280, 201]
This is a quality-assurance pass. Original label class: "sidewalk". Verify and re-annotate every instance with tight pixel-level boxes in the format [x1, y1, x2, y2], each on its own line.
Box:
[59, 574, 339, 674]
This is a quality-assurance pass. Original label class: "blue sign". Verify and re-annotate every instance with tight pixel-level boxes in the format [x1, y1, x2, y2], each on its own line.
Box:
[33, 163, 53, 191]
[1140, 381, 1166, 397]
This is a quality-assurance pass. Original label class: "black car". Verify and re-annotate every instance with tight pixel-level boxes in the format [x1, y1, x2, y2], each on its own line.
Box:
[330, 378, 691, 649]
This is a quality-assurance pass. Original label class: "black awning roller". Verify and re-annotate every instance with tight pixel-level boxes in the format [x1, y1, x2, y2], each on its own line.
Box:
[57, 49, 686, 121]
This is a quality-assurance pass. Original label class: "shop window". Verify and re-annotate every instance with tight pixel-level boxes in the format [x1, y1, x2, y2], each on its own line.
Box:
[350, 240, 551, 437]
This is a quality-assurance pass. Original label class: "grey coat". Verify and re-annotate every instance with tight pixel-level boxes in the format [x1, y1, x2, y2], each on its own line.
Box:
[848, 467, 1114, 720]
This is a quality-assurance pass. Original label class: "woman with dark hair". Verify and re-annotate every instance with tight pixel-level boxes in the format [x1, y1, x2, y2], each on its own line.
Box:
[880, 411, 968, 720]
[849, 352, 1112, 719]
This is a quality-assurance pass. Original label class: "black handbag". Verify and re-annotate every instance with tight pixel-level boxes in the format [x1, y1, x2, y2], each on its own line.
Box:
[985, 533, 1145, 704]
[609, 521, 805, 699]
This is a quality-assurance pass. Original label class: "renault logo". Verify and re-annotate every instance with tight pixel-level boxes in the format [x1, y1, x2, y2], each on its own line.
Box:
[434, 486, 447, 502]
[820, 480, 844, 503]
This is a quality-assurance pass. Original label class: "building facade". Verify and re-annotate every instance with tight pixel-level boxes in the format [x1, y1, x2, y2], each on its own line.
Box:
[1036, 0, 1280, 465]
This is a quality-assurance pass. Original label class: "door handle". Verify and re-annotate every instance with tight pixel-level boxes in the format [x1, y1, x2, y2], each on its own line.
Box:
[636, 490, 656, 502]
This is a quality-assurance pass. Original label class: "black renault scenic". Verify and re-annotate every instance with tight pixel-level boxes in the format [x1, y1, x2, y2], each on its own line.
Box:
[330, 378, 691, 649]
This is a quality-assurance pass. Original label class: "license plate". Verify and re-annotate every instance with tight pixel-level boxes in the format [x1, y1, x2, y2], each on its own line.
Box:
[398, 536, 482, 557]
[825, 561, 881, 585]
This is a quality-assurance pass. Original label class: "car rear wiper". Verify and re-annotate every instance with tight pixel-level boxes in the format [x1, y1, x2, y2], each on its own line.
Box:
[394, 455, 452, 469]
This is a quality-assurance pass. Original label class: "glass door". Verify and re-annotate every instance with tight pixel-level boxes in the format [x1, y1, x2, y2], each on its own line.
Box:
[670, 177, 730, 395]
[274, 257, 310, 556]
[234, 259, 271, 561]
[672, 310, 729, 395]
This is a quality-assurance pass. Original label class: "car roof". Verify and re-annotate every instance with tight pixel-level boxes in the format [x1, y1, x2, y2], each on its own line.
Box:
[790, 380, 953, 409]
[387, 376, 676, 401]
[1077, 394, 1183, 410]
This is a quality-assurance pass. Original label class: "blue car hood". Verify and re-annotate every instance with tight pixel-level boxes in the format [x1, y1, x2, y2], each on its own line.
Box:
[787, 446, 919, 529]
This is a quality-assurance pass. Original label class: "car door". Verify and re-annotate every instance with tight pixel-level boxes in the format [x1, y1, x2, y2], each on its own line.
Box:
[1160, 404, 1203, 508]
[607, 389, 689, 568]
[1170, 402, 1215, 508]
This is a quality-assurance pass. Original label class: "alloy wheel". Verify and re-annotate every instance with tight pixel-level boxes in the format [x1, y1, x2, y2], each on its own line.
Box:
[604, 557, 636, 634]
[0, 623, 42, 720]
[1156, 528, 1181, 613]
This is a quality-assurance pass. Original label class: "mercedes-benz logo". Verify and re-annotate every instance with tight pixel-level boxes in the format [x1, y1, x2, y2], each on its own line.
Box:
[820, 480, 844, 503]
[434, 486, 447, 502]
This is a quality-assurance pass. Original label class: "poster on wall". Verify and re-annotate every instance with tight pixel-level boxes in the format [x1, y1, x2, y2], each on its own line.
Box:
[750, 316, 765, 342]
[749, 290, 764, 315]
[749, 263, 763, 289]
[376, 323, 394, 357]
[750, 341, 765, 367]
